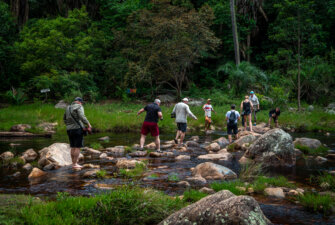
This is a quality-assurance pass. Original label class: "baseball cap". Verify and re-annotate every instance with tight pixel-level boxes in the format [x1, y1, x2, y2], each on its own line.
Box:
[182, 98, 189, 102]
[250, 91, 254, 94]
[207, 98, 211, 101]
[74, 97, 84, 103]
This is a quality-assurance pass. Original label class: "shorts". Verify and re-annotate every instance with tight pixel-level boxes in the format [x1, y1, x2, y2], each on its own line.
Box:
[67, 128, 84, 148]
[141, 121, 159, 137]
[227, 124, 238, 135]
[243, 110, 251, 115]
[177, 123, 187, 133]
[205, 116, 212, 123]
[269, 113, 278, 122]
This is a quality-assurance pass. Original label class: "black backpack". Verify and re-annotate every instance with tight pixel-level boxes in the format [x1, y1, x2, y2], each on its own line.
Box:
[228, 110, 237, 126]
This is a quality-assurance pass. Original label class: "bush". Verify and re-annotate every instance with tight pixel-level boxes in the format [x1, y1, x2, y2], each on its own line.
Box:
[310, 173, 335, 191]
[5, 88, 27, 105]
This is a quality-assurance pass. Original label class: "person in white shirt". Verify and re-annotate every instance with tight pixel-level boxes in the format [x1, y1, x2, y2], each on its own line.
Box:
[172, 98, 197, 145]
[249, 91, 260, 126]
[202, 99, 216, 132]
[226, 104, 240, 143]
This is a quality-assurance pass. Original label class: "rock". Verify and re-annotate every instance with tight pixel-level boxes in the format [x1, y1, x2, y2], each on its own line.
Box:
[238, 156, 253, 165]
[326, 154, 335, 159]
[82, 147, 101, 157]
[149, 152, 162, 157]
[185, 176, 207, 186]
[325, 132, 330, 136]
[37, 122, 58, 133]
[163, 151, 174, 157]
[82, 164, 100, 169]
[198, 152, 232, 162]
[12, 171, 21, 178]
[21, 149, 38, 162]
[213, 137, 230, 148]
[315, 156, 327, 163]
[296, 188, 304, 194]
[245, 129, 296, 167]
[188, 98, 204, 106]
[327, 102, 335, 109]
[38, 143, 72, 167]
[161, 144, 174, 150]
[199, 187, 215, 195]
[43, 163, 56, 171]
[205, 142, 221, 152]
[55, 100, 68, 109]
[129, 151, 147, 157]
[176, 146, 187, 152]
[287, 190, 300, 196]
[116, 159, 144, 169]
[10, 124, 31, 132]
[186, 141, 200, 148]
[326, 109, 335, 115]
[105, 146, 125, 157]
[175, 155, 191, 161]
[190, 136, 200, 142]
[307, 105, 314, 112]
[157, 94, 175, 103]
[329, 170, 335, 175]
[0, 151, 14, 161]
[145, 142, 157, 150]
[252, 123, 271, 134]
[82, 169, 99, 178]
[177, 181, 190, 188]
[264, 187, 285, 198]
[192, 162, 237, 180]
[99, 153, 107, 159]
[28, 168, 47, 179]
[294, 149, 303, 158]
[98, 136, 109, 141]
[158, 190, 271, 225]
[22, 163, 33, 172]
[320, 182, 330, 190]
[294, 137, 322, 149]
[234, 135, 257, 150]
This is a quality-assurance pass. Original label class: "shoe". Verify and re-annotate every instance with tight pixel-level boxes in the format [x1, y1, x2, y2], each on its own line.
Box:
[253, 123, 257, 126]
[174, 139, 178, 144]
[139, 147, 144, 151]
[156, 149, 163, 153]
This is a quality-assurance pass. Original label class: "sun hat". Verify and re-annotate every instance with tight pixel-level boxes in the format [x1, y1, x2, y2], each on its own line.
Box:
[74, 97, 84, 103]
[182, 98, 189, 102]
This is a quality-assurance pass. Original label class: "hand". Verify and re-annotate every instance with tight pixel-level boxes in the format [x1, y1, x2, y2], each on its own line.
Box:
[87, 127, 92, 133]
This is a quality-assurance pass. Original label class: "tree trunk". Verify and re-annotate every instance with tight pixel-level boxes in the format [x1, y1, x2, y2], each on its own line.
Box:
[297, 11, 301, 111]
[10, 0, 29, 27]
[230, 0, 240, 65]
[247, 33, 251, 62]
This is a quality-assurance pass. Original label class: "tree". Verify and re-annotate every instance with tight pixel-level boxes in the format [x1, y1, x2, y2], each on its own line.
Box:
[267, 0, 322, 110]
[117, 1, 220, 98]
[230, 0, 240, 65]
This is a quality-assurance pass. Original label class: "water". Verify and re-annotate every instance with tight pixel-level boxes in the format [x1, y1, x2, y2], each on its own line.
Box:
[1, 131, 335, 224]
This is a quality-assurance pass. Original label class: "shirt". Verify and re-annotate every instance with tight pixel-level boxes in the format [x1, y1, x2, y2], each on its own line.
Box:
[172, 102, 197, 123]
[249, 95, 259, 106]
[144, 103, 162, 123]
[63, 102, 90, 130]
[203, 104, 214, 117]
[269, 109, 281, 117]
[226, 110, 240, 124]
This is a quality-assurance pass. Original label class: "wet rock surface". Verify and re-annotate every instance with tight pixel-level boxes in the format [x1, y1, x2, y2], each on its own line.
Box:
[192, 162, 237, 180]
[38, 143, 72, 167]
[294, 137, 322, 149]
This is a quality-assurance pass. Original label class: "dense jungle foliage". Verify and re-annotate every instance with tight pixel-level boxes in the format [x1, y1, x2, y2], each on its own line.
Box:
[0, 0, 334, 106]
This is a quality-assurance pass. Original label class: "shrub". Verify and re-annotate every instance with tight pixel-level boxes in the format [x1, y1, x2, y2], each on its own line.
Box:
[5, 88, 27, 105]
[310, 173, 335, 191]
[183, 189, 208, 203]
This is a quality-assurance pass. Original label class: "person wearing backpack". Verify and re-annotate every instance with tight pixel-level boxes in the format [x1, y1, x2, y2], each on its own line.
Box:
[226, 104, 240, 143]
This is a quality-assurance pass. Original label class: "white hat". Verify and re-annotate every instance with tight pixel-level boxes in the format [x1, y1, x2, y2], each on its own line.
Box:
[182, 98, 189, 102]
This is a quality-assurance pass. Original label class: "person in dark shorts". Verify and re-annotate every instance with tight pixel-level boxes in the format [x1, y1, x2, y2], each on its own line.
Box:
[240, 95, 254, 132]
[226, 104, 240, 143]
[63, 97, 92, 169]
[137, 99, 163, 152]
[268, 107, 281, 128]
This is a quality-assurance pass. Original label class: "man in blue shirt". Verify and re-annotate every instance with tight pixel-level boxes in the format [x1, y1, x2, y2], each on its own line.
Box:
[226, 104, 240, 143]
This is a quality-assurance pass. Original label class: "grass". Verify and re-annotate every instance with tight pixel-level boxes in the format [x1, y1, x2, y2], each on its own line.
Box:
[295, 144, 329, 156]
[210, 180, 247, 195]
[90, 142, 103, 150]
[183, 189, 208, 203]
[252, 176, 295, 192]
[119, 162, 147, 179]
[96, 169, 107, 179]
[0, 102, 334, 133]
[0, 156, 25, 167]
[124, 146, 133, 154]
[239, 163, 264, 180]
[146, 174, 159, 179]
[298, 193, 335, 214]
[168, 173, 180, 182]
[310, 173, 335, 191]
[19, 186, 187, 225]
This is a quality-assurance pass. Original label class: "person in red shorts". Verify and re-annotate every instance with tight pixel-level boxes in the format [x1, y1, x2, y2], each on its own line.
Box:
[137, 99, 163, 152]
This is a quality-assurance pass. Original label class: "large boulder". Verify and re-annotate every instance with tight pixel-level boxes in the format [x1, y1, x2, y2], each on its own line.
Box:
[0, 151, 14, 161]
[159, 190, 271, 225]
[157, 94, 175, 103]
[37, 122, 58, 133]
[38, 143, 72, 167]
[233, 135, 257, 150]
[192, 162, 237, 180]
[116, 158, 144, 169]
[198, 152, 232, 162]
[205, 142, 221, 152]
[213, 137, 230, 149]
[10, 124, 31, 132]
[252, 123, 271, 134]
[293, 138, 322, 149]
[244, 129, 295, 167]
[21, 149, 38, 162]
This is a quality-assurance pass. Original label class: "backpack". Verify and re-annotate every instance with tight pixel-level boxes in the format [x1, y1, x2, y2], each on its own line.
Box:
[228, 111, 237, 126]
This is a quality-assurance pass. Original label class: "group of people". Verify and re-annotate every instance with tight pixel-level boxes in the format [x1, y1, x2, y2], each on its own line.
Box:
[63, 94, 281, 169]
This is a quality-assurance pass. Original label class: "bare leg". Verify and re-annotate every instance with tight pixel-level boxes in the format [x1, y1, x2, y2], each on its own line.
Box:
[71, 148, 81, 168]
[228, 134, 232, 143]
[155, 136, 160, 150]
[268, 117, 272, 127]
[140, 134, 146, 148]
[248, 114, 253, 132]
[180, 132, 186, 144]
[275, 120, 279, 128]
[175, 130, 181, 141]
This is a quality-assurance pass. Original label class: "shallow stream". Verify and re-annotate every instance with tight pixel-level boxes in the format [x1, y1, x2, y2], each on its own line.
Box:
[1, 131, 335, 224]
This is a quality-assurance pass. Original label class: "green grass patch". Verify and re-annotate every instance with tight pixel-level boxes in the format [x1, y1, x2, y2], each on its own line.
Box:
[239, 163, 264, 180]
[298, 193, 335, 214]
[183, 189, 208, 203]
[146, 174, 159, 179]
[119, 162, 147, 179]
[252, 176, 295, 192]
[0, 156, 25, 167]
[310, 173, 335, 191]
[210, 180, 247, 195]
[96, 169, 107, 179]
[124, 146, 133, 154]
[20, 186, 186, 225]
[168, 173, 180, 182]
[295, 144, 329, 156]
[90, 142, 103, 150]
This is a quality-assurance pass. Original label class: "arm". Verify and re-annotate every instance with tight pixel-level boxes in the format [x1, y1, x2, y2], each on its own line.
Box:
[137, 108, 145, 116]
[202, 104, 206, 112]
[63, 111, 67, 124]
[186, 105, 197, 120]
[158, 111, 163, 120]
[256, 96, 260, 109]
[172, 105, 176, 114]
[77, 106, 91, 128]
[240, 101, 243, 112]
[212, 107, 217, 114]
[250, 101, 254, 111]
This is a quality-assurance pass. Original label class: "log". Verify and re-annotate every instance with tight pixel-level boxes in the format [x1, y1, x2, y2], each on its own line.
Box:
[0, 132, 52, 138]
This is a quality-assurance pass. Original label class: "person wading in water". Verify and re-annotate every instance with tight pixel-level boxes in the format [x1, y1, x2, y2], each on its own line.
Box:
[240, 95, 253, 132]
[63, 97, 92, 169]
[202, 99, 216, 132]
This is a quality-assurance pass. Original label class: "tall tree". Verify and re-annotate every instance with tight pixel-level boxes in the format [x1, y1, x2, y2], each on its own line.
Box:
[230, 0, 240, 65]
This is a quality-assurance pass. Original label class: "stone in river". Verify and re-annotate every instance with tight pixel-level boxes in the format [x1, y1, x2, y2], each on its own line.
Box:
[264, 187, 285, 198]
[0, 151, 14, 161]
[21, 148, 38, 162]
[192, 162, 237, 180]
[28, 168, 47, 179]
[175, 155, 191, 161]
[38, 143, 72, 167]
[293, 137, 322, 149]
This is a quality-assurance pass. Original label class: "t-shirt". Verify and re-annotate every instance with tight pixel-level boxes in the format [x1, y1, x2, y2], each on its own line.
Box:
[249, 95, 259, 106]
[144, 103, 162, 123]
[226, 110, 240, 124]
[269, 109, 281, 117]
[203, 104, 214, 117]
